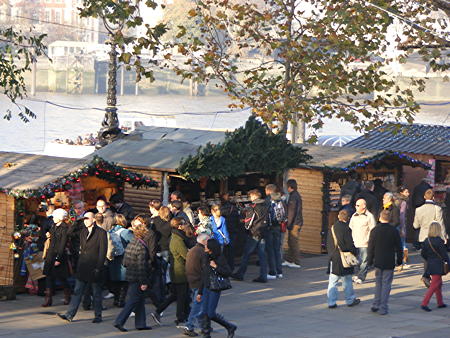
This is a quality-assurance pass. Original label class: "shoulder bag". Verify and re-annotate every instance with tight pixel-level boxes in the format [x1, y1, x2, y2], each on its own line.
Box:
[209, 267, 232, 292]
[331, 226, 358, 268]
[427, 238, 449, 275]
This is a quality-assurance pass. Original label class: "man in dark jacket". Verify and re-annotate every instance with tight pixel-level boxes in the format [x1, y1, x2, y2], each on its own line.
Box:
[368, 210, 403, 315]
[58, 212, 108, 323]
[170, 200, 191, 225]
[110, 193, 135, 226]
[412, 179, 432, 209]
[356, 181, 379, 219]
[339, 195, 356, 218]
[185, 233, 210, 336]
[232, 189, 269, 283]
[284, 179, 303, 268]
[326, 210, 360, 308]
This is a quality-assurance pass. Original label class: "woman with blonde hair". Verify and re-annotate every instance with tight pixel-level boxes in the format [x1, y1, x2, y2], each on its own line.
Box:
[420, 222, 449, 312]
[114, 219, 152, 332]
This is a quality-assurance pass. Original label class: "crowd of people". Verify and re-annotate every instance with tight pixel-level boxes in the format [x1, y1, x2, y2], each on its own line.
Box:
[327, 177, 449, 315]
[35, 180, 303, 337]
[25, 175, 450, 336]
[52, 134, 98, 146]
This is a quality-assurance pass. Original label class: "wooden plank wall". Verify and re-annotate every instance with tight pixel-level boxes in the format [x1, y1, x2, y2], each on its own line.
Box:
[124, 168, 163, 215]
[287, 168, 324, 254]
[0, 193, 15, 286]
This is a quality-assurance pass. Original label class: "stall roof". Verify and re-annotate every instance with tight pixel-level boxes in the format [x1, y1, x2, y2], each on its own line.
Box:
[299, 144, 430, 171]
[344, 123, 450, 157]
[93, 127, 226, 171]
[0, 152, 87, 190]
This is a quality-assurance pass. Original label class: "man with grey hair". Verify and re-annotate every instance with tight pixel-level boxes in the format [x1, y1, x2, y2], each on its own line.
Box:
[176, 233, 210, 336]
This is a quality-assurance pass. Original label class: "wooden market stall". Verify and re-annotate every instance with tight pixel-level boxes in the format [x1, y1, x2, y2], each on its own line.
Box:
[288, 144, 430, 254]
[0, 152, 157, 299]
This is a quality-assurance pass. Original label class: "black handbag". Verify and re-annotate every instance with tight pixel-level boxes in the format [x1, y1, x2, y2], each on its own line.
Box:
[209, 268, 232, 292]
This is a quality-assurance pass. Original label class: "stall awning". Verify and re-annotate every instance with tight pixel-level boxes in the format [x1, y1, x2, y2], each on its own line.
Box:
[0, 152, 158, 199]
[298, 144, 430, 171]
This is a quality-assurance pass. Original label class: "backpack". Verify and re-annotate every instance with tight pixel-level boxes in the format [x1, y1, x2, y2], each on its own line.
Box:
[273, 200, 287, 223]
[108, 228, 126, 259]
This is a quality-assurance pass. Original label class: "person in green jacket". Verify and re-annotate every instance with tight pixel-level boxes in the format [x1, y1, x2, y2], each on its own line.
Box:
[152, 217, 192, 327]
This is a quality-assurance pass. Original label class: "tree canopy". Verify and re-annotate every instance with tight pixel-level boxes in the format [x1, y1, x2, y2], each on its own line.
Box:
[177, 116, 312, 180]
[166, 0, 450, 141]
[0, 27, 46, 122]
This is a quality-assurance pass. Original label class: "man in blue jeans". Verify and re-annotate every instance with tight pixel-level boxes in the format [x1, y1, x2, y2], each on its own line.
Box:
[57, 212, 107, 323]
[349, 199, 376, 284]
[184, 233, 210, 336]
[231, 189, 270, 283]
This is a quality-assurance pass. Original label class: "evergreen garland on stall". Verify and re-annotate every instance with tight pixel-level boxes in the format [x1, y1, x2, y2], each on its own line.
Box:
[1, 156, 158, 199]
[178, 117, 312, 180]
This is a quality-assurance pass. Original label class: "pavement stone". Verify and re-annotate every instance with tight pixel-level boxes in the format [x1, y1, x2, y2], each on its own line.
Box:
[0, 251, 449, 338]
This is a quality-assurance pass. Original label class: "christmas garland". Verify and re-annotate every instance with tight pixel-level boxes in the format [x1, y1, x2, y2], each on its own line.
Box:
[1, 156, 158, 199]
[341, 151, 430, 171]
[178, 116, 312, 180]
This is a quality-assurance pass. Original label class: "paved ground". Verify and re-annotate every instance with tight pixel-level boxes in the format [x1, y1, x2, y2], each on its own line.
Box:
[1, 251, 449, 338]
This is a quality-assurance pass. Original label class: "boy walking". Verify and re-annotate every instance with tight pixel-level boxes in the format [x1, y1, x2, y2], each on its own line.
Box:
[368, 210, 403, 315]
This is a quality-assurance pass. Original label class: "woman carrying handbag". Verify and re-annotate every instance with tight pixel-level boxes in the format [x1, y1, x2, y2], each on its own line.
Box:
[198, 238, 237, 338]
[326, 210, 360, 308]
[420, 222, 449, 312]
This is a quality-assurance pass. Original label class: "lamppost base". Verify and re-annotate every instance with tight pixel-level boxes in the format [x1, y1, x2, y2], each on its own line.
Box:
[96, 106, 123, 149]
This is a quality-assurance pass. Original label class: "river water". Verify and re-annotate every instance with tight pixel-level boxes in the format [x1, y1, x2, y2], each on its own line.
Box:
[0, 93, 448, 157]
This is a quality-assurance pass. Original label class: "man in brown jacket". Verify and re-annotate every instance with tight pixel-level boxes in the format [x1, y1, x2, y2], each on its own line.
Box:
[283, 179, 303, 268]
[184, 233, 210, 336]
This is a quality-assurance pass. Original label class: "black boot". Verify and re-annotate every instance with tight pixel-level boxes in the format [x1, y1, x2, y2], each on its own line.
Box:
[211, 314, 236, 338]
[41, 288, 52, 307]
[199, 314, 211, 338]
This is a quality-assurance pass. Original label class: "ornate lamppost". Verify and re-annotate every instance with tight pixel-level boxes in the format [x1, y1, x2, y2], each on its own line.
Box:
[96, 16, 125, 148]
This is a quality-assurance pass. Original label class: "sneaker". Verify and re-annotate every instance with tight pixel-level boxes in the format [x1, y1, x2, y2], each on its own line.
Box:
[347, 298, 361, 307]
[438, 304, 447, 308]
[402, 264, 411, 269]
[183, 328, 199, 337]
[267, 274, 277, 280]
[175, 320, 187, 329]
[252, 277, 267, 283]
[354, 278, 363, 284]
[281, 261, 291, 267]
[277, 274, 283, 279]
[352, 276, 358, 282]
[289, 263, 301, 268]
[130, 312, 135, 317]
[57, 313, 72, 322]
[103, 292, 114, 299]
[151, 312, 161, 325]
[370, 307, 379, 313]
[328, 304, 337, 309]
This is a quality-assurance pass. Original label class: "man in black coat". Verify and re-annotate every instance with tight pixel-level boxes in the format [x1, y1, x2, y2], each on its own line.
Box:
[232, 189, 270, 283]
[58, 212, 108, 323]
[412, 179, 432, 209]
[368, 210, 403, 315]
[110, 193, 135, 226]
[326, 210, 360, 308]
[284, 179, 303, 268]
